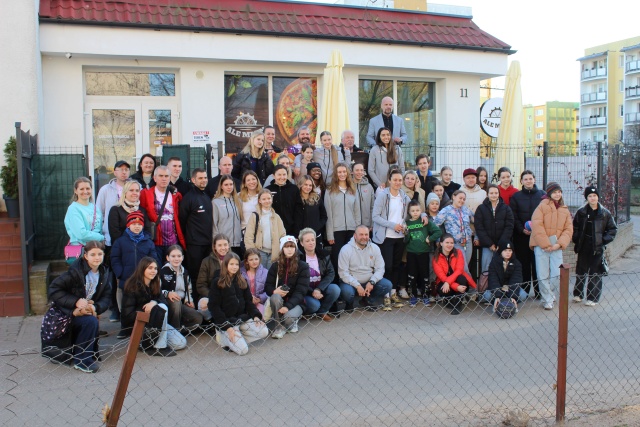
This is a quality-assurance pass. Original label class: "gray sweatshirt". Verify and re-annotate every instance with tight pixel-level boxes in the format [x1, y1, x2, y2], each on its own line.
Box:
[95, 179, 122, 246]
[313, 146, 351, 185]
[355, 178, 375, 228]
[338, 236, 385, 288]
[212, 196, 242, 247]
[324, 188, 361, 241]
[367, 144, 405, 188]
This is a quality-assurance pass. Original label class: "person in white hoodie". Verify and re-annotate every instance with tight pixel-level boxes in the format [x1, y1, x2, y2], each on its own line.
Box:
[338, 225, 392, 311]
[313, 131, 350, 185]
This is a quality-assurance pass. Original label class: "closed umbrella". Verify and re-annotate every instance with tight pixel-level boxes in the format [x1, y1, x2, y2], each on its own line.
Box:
[317, 50, 350, 145]
[494, 61, 524, 183]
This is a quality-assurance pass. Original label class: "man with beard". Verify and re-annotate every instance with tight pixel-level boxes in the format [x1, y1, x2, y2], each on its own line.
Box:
[366, 97, 407, 146]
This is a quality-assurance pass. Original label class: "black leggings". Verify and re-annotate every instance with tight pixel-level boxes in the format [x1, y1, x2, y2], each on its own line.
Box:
[406, 252, 430, 296]
[330, 230, 353, 277]
[379, 237, 405, 290]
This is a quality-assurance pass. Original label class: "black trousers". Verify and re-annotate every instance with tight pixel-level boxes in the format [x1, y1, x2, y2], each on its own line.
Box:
[513, 233, 539, 297]
[104, 245, 118, 314]
[185, 244, 211, 301]
[574, 243, 604, 303]
[406, 251, 430, 296]
[437, 275, 468, 310]
[379, 237, 405, 290]
[330, 230, 353, 276]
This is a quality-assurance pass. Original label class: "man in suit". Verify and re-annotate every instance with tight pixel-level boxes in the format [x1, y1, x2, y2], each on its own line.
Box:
[366, 97, 407, 146]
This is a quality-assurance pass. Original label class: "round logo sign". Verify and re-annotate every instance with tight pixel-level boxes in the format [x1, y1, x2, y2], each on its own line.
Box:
[480, 98, 503, 138]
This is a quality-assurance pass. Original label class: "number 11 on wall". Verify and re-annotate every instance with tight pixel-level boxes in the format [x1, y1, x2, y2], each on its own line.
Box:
[460, 88, 468, 98]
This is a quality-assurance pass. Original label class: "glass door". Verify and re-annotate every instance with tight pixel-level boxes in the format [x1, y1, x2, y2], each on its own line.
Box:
[142, 104, 179, 159]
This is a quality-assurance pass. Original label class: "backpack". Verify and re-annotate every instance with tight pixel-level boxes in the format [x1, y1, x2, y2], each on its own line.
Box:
[495, 299, 517, 319]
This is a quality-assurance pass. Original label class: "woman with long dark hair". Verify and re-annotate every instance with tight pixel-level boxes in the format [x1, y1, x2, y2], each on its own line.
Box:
[130, 154, 157, 190]
[432, 234, 477, 315]
[313, 131, 350, 185]
[212, 175, 243, 254]
[298, 174, 327, 244]
[43, 241, 111, 373]
[208, 252, 268, 355]
[368, 127, 404, 190]
[264, 236, 310, 339]
[121, 257, 187, 356]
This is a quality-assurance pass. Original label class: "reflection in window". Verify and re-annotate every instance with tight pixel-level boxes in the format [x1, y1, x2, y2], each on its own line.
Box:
[397, 81, 435, 157]
[92, 109, 136, 193]
[86, 72, 175, 96]
[149, 110, 172, 152]
[358, 79, 392, 145]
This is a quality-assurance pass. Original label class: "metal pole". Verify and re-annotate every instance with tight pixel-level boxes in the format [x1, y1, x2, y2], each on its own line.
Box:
[542, 141, 548, 190]
[615, 145, 620, 223]
[106, 311, 150, 427]
[596, 140, 603, 190]
[556, 264, 570, 424]
[205, 143, 213, 180]
[15, 122, 31, 315]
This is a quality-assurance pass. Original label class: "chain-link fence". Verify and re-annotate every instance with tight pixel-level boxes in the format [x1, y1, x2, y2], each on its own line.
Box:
[2, 268, 639, 426]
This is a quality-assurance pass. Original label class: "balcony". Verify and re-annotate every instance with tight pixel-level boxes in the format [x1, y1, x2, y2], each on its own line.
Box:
[626, 60, 640, 74]
[581, 67, 607, 80]
[580, 116, 607, 127]
[581, 91, 607, 104]
[625, 112, 640, 124]
[626, 86, 640, 99]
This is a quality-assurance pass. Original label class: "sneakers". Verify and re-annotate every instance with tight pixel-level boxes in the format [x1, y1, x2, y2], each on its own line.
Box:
[398, 288, 410, 299]
[584, 300, 597, 307]
[271, 327, 286, 339]
[74, 362, 100, 373]
[450, 305, 461, 315]
[572, 296, 582, 303]
[429, 296, 436, 303]
[382, 297, 392, 311]
[409, 297, 418, 307]
[390, 294, 405, 307]
[543, 303, 554, 310]
[422, 297, 431, 307]
[288, 322, 299, 333]
[145, 347, 177, 357]
[109, 311, 120, 323]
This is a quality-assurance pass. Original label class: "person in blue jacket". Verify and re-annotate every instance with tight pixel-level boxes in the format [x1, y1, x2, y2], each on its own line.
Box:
[110, 210, 159, 320]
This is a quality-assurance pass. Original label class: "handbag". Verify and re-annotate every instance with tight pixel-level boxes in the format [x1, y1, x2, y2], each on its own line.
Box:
[41, 303, 73, 342]
[150, 190, 170, 241]
[64, 205, 97, 265]
[477, 271, 489, 293]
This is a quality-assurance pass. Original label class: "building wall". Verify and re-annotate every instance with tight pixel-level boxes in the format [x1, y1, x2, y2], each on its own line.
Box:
[0, 0, 42, 207]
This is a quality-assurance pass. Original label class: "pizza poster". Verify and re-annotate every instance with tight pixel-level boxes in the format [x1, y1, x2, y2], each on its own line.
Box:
[272, 77, 317, 149]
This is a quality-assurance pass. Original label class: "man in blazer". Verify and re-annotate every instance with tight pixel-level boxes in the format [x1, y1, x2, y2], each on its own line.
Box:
[366, 96, 407, 146]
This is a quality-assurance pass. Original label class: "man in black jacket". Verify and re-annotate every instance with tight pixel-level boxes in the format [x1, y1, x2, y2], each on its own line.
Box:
[167, 157, 191, 196]
[179, 168, 213, 289]
[509, 170, 545, 298]
[205, 155, 240, 198]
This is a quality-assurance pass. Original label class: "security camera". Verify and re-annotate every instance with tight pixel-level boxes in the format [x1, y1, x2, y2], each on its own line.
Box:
[65, 53, 72, 59]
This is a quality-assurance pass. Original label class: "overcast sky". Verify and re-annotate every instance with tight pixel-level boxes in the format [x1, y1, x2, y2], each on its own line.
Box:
[294, 0, 639, 106]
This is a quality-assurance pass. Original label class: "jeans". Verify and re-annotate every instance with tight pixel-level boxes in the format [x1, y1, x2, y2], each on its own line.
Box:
[534, 246, 563, 306]
[303, 284, 341, 315]
[339, 277, 393, 307]
[197, 298, 213, 322]
[71, 315, 99, 368]
[482, 288, 528, 303]
[258, 250, 273, 270]
[269, 294, 303, 329]
[481, 247, 496, 273]
[166, 298, 204, 329]
[151, 303, 187, 350]
[217, 321, 269, 355]
[454, 243, 472, 275]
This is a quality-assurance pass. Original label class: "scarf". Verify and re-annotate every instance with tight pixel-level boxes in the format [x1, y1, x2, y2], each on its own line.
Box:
[125, 227, 145, 244]
[541, 194, 561, 209]
[122, 199, 140, 214]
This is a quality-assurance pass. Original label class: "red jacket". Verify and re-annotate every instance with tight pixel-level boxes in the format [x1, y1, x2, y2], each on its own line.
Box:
[139, 188, 186, 248]
[498, 185, 519, 206]
[432, 249, 477, 292]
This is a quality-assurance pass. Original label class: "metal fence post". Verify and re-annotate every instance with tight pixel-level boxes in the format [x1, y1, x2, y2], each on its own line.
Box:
[596, 140, 603, 191]
[542, 141, 548, 190]
[556, 264, 570, 423]
[106, 311, 150, 427]
[205, 143, 213, 180]
[615, 145, 620, 223]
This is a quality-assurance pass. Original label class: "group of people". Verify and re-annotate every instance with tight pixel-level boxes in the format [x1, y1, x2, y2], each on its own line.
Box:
[43, 97, 618, 373]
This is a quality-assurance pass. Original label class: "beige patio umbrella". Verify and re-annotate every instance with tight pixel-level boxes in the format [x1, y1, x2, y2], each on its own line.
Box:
[317, 50, 350, 145]
[494, 60, 524, 184]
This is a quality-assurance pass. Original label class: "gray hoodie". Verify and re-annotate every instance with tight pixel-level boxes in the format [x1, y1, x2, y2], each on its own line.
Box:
[313, 146, 350, 185]
[324, 188, 361, 241]
[212, 196, 242, 247]
[338, 236, 385, 288]
[95, 178, 122, 246]
[367, 144, 405, 188]
[355, 178, 375, 228]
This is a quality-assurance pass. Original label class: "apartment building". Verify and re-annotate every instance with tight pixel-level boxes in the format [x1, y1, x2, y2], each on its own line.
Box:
[524, 102, 579, 157]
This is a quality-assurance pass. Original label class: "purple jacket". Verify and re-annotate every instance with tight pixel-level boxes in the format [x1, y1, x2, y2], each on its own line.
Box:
[240, 265, 268, 304]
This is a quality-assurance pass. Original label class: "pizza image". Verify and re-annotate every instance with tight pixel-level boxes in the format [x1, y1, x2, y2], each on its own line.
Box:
[276, 78, 317, 146]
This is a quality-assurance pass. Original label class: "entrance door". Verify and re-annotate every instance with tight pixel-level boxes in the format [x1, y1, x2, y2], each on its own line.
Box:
[86, 103, 179, 193]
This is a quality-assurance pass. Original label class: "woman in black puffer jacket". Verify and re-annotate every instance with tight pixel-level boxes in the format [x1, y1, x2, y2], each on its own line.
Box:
[474, 184, 514, 273]
[43, 241, 111, 373]
[232, 131, 275, 185]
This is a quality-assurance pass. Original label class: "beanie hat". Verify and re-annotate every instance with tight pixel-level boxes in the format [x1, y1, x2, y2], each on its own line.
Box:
[426, 192, 440, 206]
[127, 211, 145, 227]
[306, 162, 322, 173]
[463, 168, 477, 178]
[279, 235, 297, 251]
[545, 182, 562, 196]
[497, 239, 514, 254]
[584, 186, 599, 200]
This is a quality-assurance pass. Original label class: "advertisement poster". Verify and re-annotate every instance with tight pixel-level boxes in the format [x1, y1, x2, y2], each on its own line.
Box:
[224, 75, 269, 154]
[272, 77, 317, 149]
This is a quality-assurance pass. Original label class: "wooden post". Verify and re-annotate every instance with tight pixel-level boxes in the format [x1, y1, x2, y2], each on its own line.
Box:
[106, 311, 150, 427]
[556, 264, 570, 424]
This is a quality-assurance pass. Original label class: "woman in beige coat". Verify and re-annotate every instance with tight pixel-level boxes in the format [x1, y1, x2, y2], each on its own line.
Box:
[244, 189, 286, 269]
[529, 182, 573, 310]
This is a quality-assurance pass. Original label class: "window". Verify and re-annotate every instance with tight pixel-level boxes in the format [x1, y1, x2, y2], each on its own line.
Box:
[359, 79, 393, 144]
[536, 133, 544, 140]
[224, 75, 317, 153]
[620, 80, 624, 92]
[620, 105, 624, 117]
[535, 121, 543, 128]
[85, 72, 176, 96]
[527, 115, 532, 120]
[620, 130, 624, 141]
[397, 81, 435, 146]
[535, 109, 543, 116]
[527, 126, 531, 132]
[620, 55, 624, 67]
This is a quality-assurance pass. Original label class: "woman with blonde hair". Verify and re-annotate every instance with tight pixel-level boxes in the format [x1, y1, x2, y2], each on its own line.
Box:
[212, 175, 243, 255]
[232, 130, 274, 185]
[313, 131, 350, 185]
[108, 180, 152, 243]
[243, 189, 286, 268]
[402, 170, 426, 213]
[64, 177, 104, 247]
[239, 170, 262, 231]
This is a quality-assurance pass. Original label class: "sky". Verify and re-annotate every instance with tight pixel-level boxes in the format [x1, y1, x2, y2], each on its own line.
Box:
[294, 0, 640, 106]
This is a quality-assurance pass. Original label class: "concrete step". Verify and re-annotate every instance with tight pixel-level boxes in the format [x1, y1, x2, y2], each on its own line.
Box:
[0, 261, 22, 276]
[0, 276, 23, 293]
[0, 293, 25, 316]
[0, 247, 22, 262]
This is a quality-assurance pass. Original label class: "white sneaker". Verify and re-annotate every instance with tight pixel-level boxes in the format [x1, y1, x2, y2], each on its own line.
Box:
[584, 300, 597, 307]
[572, 296, 582, 303]
[271, 327, 286, 339]
[543, 303, 554, 310]
[287, 322, 299, 333]
[398, 288, 410, 299]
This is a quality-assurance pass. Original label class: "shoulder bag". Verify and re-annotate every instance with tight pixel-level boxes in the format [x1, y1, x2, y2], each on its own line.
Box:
[41, 303, 73, 342]
[150, 189, 170, 241]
